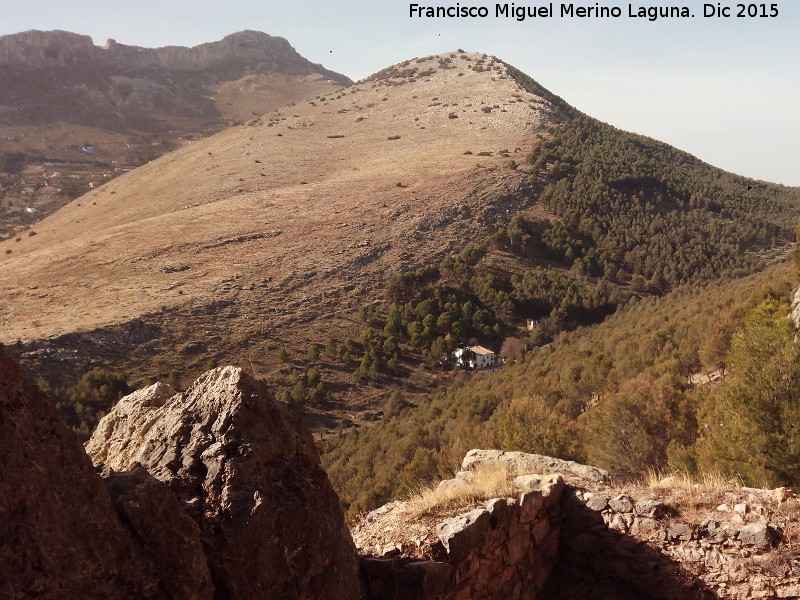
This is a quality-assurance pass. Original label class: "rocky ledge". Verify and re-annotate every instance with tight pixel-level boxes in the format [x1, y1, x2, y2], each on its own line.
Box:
[354, 449, 800, 600]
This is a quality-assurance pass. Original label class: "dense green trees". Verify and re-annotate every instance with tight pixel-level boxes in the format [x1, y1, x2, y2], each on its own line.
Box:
[696, 299, 800, 487]
[323, 263, 798, 520]
[525, 115, 799, 290]
[43, 367, 131, 440]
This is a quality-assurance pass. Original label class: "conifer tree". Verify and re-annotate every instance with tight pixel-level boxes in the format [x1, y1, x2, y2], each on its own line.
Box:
[696, 299, 800, 487]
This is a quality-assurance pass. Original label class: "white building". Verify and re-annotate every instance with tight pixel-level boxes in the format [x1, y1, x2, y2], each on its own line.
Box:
[453, 345, 501, 371]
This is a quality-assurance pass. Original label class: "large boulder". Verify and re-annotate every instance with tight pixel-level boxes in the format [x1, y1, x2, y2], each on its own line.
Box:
[87, 365, 362, 600]
[461, 449, 610, 483]
[0, 345, 163, 599]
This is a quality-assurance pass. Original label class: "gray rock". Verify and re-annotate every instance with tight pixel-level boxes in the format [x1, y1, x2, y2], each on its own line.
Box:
[585, 493, 609, 512]
[667, 522, 693, 541]
[699, 519, 719, 538]
[513, 474, 547, 494]
[437, 508, 491, 563]
[513, 473, 565, 508]
[634, 498, 664, 518]
[738, 523, 775, 549]
[608, 494, 635, 513]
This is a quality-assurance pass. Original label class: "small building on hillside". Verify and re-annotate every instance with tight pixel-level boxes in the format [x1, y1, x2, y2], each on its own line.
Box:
[453, 345, 502, 373]
[527, 317, 550, 330]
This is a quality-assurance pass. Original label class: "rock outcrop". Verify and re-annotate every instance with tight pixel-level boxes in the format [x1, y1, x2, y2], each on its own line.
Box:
[461, 449, 610, 484]
[1, 346, 361, 600]
[0, 345, 163, 599]
[87, 365, 362, 600]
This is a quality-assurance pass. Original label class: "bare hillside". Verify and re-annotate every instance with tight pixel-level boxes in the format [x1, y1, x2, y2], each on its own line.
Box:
[0, 52, 551, 351]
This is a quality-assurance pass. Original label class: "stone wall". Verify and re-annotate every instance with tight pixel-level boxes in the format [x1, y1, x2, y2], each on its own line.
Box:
[354, 458, 569, 600]
[354, 450, 800, 600]
[553, 484, 800, 599]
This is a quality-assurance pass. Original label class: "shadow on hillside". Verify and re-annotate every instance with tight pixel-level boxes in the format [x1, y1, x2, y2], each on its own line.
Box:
[541, 500, 717, 600]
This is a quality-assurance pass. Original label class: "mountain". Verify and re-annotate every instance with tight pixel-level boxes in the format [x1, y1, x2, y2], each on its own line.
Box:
[1, 52, 551, 356]
[2, 50, 799, 441]
[0, 29, 350, 132]
[5, 48, 800, 600]
[0, 30, 351, 237]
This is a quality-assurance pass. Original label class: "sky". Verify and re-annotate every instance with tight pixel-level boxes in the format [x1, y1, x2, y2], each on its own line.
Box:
[2, 0, 798, 186]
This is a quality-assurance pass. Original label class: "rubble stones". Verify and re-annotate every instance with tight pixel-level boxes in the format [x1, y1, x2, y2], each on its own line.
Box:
[635, 498, 665, 518]
[608, 494, 635, 513]
[738, 524, 775, 549]
[667, 522, 693, 541]
[585, 493, 609, 512]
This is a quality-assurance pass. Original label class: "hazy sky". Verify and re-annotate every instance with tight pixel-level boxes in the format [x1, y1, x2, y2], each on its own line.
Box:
[2, 0, 798, 185]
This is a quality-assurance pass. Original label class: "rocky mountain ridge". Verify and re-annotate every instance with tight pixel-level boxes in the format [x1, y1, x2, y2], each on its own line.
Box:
[0, 29, 350, 133]
[0, 29, 349, 79]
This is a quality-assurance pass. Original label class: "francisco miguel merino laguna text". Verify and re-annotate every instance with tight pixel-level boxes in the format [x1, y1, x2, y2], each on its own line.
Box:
[409, 3, 780, 21]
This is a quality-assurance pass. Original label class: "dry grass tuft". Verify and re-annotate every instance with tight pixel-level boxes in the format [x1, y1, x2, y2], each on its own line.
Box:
[644, 468, 743, 497]
[406, 465, 513, 515]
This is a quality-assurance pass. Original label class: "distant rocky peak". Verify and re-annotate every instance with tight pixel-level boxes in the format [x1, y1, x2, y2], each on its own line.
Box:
[0, 29, 96, 68]
[0, 29, 351, 84]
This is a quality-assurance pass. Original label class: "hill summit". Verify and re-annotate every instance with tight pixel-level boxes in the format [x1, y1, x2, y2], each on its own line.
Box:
[0, 50, 552, 343]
